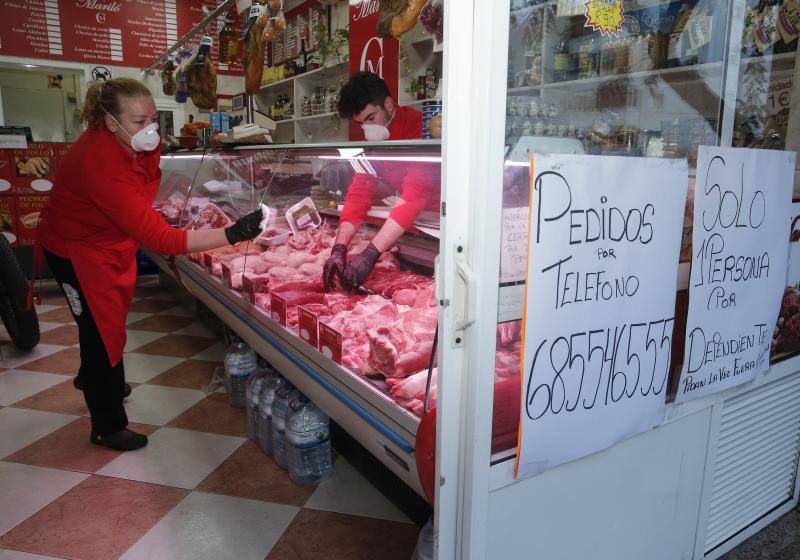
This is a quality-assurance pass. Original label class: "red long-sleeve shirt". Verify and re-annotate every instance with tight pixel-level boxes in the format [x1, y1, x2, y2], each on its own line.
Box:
[341, 105, 438, 230]
[40, 123, 187, 258]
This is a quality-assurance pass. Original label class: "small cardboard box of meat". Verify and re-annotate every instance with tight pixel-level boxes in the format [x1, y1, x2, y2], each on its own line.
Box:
[10, 143, 55, 195]
[0, 195, 18, 247]
[0, 149, 13, 195]
[14, 195, 48, 247]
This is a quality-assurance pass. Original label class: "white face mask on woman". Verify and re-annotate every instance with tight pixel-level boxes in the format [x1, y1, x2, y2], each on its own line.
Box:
[105, 111, 161, 152]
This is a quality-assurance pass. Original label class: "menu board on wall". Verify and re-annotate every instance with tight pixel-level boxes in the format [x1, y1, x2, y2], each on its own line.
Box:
[515, 154, 687, 479]
[675, 147, 795, 403]
[0, 0, 240, 74]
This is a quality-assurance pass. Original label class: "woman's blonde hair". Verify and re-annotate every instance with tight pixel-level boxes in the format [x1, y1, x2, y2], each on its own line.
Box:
[81, 78, 152, 129]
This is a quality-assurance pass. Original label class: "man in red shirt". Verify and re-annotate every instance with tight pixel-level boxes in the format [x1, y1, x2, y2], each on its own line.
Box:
[324, 72, 438, 291]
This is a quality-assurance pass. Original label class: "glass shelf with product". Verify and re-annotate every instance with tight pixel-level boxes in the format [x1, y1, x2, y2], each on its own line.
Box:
[153, 143, 441, 426]
[504, 0, 798, 167]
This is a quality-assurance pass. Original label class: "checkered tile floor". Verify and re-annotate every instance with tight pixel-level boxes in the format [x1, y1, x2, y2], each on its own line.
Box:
[0, 277, 419, 560]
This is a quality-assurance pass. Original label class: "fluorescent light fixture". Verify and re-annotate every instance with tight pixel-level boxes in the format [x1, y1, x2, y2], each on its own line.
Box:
[22, 64, 38, 68]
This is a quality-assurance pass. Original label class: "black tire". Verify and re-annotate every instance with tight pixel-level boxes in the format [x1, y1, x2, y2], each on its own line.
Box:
[0, 234, 39, 350]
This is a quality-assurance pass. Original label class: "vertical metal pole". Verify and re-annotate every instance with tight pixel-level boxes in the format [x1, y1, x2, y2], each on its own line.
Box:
[246, 92, 255, 125]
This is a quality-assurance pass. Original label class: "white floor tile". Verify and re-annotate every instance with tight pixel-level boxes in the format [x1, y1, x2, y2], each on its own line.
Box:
[126, 312, 153, 325]
[159, 304, 195, 318]
[0, 371, 70, 406]
[122, 353, 184, 384]
[122, 384, 206, 425]
[34, 322, 63, 334]
[191, 342, 226, 362]
[0, 549, 64, 559]
[0, 462, 88, 535]
[121, 491, 298, 560]
[0, 344, 67, 370]
[305, 457, 412, 523]
[0, 408, 78, 458]
[124, 330, 166, 353]
[173, 322, 216, 338]
[31, 304, 62, 315]
[98, 428, 245, 490]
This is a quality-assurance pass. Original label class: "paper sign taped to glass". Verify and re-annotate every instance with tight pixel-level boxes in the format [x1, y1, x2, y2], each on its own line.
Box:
[675, 147, 795, 403]
[515, 153, 687, 479]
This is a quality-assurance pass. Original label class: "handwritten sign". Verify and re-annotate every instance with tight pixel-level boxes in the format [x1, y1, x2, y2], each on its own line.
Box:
[500, 207, 530, 284]
[515, 154, 687, 479]
[676, 147, 794, 403]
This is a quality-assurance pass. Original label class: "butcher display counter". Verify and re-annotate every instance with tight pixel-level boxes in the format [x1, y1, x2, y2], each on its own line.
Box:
[148, 142, 444, 494]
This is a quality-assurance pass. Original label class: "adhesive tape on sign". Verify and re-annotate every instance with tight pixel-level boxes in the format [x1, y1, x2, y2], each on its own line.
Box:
[2, 232, 16, 244]
[31, 179, 53, 192]
[0, 180, 9, 192]
[300, 329, 309, 340]
[321, 346, 332, 358]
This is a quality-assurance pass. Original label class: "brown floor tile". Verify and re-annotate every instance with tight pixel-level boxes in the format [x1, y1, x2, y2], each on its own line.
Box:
[135, 334, 216, 358]
[129, 299, 172, 314]
[38, 294, 68, 307]
[133, 285, 168, 299]
[5, 417, 159, 472]
[127, 314, 196, 333]
[12, 378, 88, 415]
[167, 392, 247, 437]
[39, 324, 79, 346]
[0, 475, 187, 560]
[266, 509, 419, 560]
[197, 440, 315, 506]
[147, 359, 220, 390]
[36, 307, 76, 324]
[19, 347, 81, 375]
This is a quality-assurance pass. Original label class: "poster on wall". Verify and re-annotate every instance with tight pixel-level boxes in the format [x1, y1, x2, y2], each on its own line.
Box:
[515, 154, 687, 479]
[675, 147, 795, 403]
[771, 202, 800, 360]
[349, 0, 399, 140]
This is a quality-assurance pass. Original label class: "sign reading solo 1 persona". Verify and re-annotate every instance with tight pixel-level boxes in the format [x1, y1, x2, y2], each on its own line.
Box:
[676, 147, 795, 403]
[515, 154, 687, 478]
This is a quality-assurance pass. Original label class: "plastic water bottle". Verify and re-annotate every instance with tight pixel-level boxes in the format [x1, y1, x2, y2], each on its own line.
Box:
[270, 381, 296, 469]
[245, 366, 275, 442]
[286, 398, 332, 485]
[257, 374, 283, 456]
[414, 516, 434, 560]
[285, 392, 310, 475]
[224, 341, 257, 408]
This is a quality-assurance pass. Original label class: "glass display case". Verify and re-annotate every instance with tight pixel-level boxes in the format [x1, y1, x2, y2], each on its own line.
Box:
[492, 0, 800, 458]
[156, 142, 441, 418]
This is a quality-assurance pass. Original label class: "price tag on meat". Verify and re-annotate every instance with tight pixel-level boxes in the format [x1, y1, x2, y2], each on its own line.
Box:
[271, 293, 288, 326]
[203, 253, 214, 274]
[516, 154, 687, 479]
[298, 306, 320, 349]
[319, 321, 343, 364]
[221, 263, 233, 289]
[675, 147, 794, 403]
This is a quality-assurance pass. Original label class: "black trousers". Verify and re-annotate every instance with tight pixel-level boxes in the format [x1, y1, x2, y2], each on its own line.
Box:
[44, 249, 128, 436]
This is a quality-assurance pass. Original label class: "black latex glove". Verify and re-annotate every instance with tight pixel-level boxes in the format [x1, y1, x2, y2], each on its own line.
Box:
[323, 243, 348, 292]
[342, 243, 381, 292]
[224, 208, 263, 245]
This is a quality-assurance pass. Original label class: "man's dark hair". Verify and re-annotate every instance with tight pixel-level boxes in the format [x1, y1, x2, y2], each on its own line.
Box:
[338, 71, 392, 119]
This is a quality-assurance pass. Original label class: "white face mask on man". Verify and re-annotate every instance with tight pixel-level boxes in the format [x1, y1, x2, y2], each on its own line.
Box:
[361, 107, 396, 141]
[105, 111, 161, 152]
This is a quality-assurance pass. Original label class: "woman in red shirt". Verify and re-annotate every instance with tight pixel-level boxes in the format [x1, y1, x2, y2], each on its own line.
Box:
[38, 78, 264, 451]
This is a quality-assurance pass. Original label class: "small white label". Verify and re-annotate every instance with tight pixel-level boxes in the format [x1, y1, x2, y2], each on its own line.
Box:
[31, 179, 53, 192]
[321, 346, 333, 359]
[300, 328, 310, 341]
[200, 35, 213, 47]
[0, 179, 10, 192]
[249, 4, 264, 18]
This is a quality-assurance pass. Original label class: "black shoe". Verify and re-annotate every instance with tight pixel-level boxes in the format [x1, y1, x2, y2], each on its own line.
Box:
[73, 377, 131, 398]
[90, 429, 148, 451]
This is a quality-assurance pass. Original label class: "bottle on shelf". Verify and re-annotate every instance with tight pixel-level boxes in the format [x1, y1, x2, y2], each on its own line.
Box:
[246, 366, 276, 442]
[552, 23, 573, 82]
[219, 15, 238, 65]
[667, 0, 694, 67]
[298, 38, 308, 74]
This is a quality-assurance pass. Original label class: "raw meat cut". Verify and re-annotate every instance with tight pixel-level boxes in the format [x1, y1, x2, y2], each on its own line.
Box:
[367, 306, 437, 378]
[185, 204, 232, 230]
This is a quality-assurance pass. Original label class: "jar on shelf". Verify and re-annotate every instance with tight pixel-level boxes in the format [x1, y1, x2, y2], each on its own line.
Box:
[324, 87, 338, 114]
[533, 118, 546, 136]
[528, 98, 539, 118]
[302, 96, 312, 117]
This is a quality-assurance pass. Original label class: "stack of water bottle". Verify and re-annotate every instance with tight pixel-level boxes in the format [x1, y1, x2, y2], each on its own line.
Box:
[227, 340, 332, 485]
